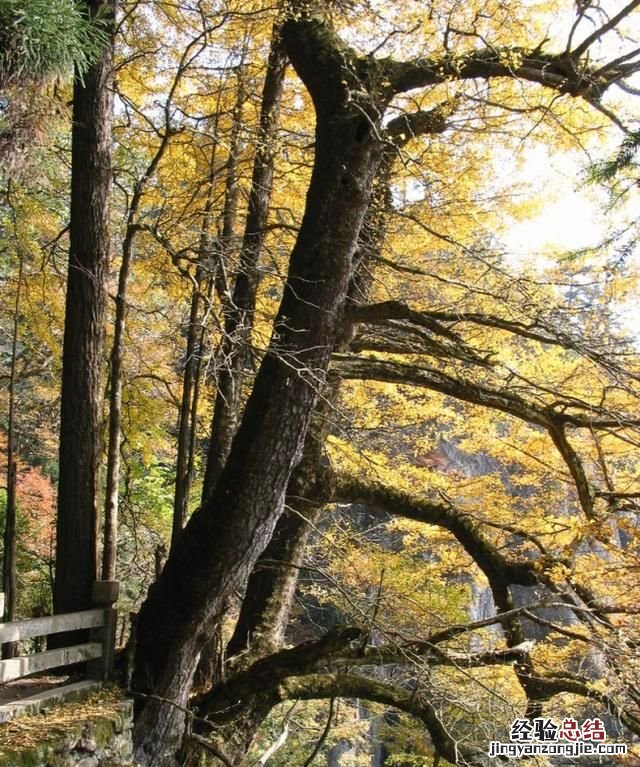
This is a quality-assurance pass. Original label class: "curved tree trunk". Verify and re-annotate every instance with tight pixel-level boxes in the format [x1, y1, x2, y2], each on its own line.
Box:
[226, 151, 397, 666]
[131, 17, 386, 765]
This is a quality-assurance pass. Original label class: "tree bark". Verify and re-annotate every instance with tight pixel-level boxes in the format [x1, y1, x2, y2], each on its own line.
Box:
[224, 136, 405, 668]
[2, 226, 23, 659]
[54, 0, 115, 616]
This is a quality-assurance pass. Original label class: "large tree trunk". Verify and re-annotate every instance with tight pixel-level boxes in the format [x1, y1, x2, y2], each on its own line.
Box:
[132, 17, 386, 766]
[226, 152, 396, 667]
[212, 187, 395, 763]
[54, 0, 115, 616]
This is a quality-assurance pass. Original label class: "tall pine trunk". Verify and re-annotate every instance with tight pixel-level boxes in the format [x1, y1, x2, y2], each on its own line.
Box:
[2, 224, 24, 659]
[54, 0, 115, 616]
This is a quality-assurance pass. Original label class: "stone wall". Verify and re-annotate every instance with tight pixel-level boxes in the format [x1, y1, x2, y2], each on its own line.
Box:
[0, 699, 136, 767]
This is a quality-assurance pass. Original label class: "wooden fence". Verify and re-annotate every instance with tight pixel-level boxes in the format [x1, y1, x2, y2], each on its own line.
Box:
[0, 580, 119, 684]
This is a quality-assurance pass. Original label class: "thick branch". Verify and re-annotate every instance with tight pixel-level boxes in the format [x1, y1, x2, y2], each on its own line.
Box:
[386, 102, 454, 145]
[385, 45, 637, 101]
[350, 323, 492, 367]
[330, 640, 535, 670]
[350, 301, 640, 389]
[333, 354, 598, 517]
[278, 673, 492, 766]
[331, 472, 537, 587]
[531, 672, 640, 736]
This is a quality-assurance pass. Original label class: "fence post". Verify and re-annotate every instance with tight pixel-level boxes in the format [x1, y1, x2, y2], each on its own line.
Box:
[88, 580, 119, 681]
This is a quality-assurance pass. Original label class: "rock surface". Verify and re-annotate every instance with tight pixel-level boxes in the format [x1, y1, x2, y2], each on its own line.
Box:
[0, 697, 136, 767]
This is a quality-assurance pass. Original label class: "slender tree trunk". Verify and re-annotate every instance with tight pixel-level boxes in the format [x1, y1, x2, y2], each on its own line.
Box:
[185, 302, 208, 494]
[132, 19, 386, 762]
[202, 31, 287, 501]
[54, 0, 115, 616]
[104, 26, 212, 575]
[101, 240, 129, 582]
[200, 64, 246, 496]
[183, 276, 213, 505]
[171, 126, 219, 546]
[103, 128, 175, 581]
[170, 277, 205, 545]
[2, 231, 24, 659]
[178, 277, 216, 686]
[194, 30, 287, 688]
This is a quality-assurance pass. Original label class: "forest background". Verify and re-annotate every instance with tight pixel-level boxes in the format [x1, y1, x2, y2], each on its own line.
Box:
[2, 1, 640, 766]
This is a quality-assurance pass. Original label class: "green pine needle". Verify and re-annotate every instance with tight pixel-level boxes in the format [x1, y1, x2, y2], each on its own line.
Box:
[0, 0, 110, 85]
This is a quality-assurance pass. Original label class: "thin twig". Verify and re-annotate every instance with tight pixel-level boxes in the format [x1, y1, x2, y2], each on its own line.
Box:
[189, 733, 234, 767]
[302, 697, 336, 767]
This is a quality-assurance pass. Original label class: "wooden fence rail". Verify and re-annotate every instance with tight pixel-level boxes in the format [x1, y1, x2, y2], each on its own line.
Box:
[0, 580, 119, 685]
